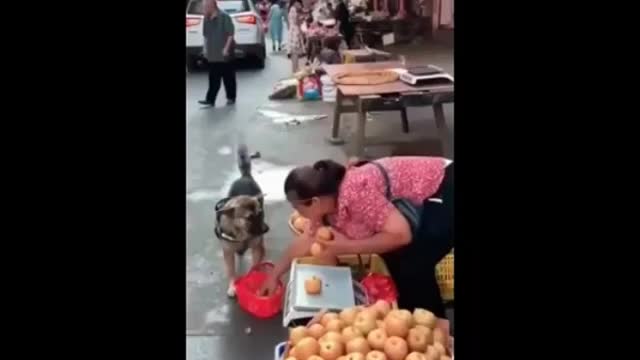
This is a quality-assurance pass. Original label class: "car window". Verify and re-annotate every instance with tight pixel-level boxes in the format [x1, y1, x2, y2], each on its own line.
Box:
[187, 0, 203, 14]
[187, 0, 251, 15]
[219, 0, 251, 13]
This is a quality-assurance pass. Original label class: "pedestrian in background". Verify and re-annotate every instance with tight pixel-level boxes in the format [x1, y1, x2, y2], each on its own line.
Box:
[282, 0, 290, 28]
[268, 0, 285, 52]
[335, 0, 354, 48]
[199, 0, 237, 107]
[287, 0, 304, 73]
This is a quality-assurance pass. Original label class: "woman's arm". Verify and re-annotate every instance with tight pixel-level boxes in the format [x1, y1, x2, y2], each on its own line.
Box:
[321, 208, 412, 255]
[269, 231, 313, 280]
[259, 222, 315, 295]
[223, 15, 235, 56]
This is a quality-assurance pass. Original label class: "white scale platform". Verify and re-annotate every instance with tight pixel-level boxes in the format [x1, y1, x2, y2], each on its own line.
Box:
[282, 262, 368, 327]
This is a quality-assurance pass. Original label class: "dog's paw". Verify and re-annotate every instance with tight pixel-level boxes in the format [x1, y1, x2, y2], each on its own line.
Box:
[226, 283, 236, 298]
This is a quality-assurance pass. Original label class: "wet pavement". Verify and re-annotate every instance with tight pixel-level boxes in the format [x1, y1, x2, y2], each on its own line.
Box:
[186, 38, 454, 359]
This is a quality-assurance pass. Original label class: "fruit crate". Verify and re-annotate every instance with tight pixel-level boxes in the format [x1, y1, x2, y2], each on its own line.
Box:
[290, 212, 454, 302]
[274, 341, 287, 360]
[436, 251, 454, 303]
[275, 337, 455, 360]
[278, 309, 329, 359]
[278, 308, 455, 360]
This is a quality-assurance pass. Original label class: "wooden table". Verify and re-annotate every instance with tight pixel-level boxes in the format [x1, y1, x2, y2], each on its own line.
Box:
[322, 62, 455, 157]
[341, 48, 393, 64]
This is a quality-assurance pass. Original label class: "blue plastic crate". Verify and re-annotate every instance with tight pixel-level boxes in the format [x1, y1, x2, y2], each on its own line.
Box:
[274, 341, 287, 360]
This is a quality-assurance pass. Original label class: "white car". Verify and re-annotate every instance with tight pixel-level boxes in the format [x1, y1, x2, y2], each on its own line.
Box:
[186, 0, 267, 71]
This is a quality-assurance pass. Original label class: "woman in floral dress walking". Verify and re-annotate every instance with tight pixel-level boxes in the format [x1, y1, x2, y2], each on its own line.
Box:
[287, 0, 304, 73]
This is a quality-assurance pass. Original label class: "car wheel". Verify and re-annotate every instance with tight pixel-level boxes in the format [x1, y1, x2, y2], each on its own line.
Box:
[255, 56, 265, 69]
[255, 46, 266, 69]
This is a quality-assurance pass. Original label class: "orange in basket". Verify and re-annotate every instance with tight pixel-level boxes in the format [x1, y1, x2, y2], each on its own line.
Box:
[234, 262, 284, 319]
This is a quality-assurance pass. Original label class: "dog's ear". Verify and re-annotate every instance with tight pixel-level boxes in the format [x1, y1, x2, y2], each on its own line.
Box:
[253, 194, 266, 212]
[216, 204, 236, 215]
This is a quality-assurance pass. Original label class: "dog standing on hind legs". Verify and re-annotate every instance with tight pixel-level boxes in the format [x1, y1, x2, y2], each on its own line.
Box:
[215, 145, 269, 297]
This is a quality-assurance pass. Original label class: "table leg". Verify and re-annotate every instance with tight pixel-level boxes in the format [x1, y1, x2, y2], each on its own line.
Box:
[327, 89, 345, 145]
[400, 106, 410, 133]
[433, 103, 451, 156]
[354, 97, 367, 158]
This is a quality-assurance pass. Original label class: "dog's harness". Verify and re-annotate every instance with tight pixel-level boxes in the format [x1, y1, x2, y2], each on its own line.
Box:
[214, 197, 242, 243]
[214, 197, 270, 243]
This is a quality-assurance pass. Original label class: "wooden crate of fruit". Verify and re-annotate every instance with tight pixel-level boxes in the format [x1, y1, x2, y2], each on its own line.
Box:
[290, 211, 454, 303]
[281, 304, 453, 360]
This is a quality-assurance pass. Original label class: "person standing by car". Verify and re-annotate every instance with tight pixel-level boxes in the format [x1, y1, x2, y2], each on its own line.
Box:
[268, 0, 285, 52]
[199, 0, 237, 107]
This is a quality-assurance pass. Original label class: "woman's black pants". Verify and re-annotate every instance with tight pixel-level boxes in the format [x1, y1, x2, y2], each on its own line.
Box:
[382, 164, 454, 318]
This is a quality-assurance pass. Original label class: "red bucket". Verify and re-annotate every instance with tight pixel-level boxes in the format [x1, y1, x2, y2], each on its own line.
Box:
[234, 262, 284, 319]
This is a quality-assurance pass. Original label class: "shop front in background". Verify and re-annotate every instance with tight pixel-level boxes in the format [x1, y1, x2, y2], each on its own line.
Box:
[428, 0, 453, 45]
[358, 0, 453, 45]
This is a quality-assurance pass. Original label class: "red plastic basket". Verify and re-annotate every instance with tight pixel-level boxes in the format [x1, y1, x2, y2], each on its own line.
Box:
[234, 262, 284, 319]
[360, 273, 398, 304]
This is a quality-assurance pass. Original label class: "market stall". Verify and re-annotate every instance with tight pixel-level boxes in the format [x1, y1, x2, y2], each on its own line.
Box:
[270, 213, 454, 359]
[230, 204, 454, 360]
[347, 0, 432, 48]
[276, 306, 453, 360]
[301, 19, 343, 64]
[322, 61, 454, 157]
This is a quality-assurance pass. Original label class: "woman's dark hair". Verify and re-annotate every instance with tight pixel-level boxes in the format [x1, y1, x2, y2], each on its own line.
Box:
[284, 159, 347, 201]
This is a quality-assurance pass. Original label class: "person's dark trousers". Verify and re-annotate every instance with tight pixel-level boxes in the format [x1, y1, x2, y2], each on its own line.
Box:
[382, 164, 454, 318]
[340, 26, 354, 48]
[205, 61, 236, 104]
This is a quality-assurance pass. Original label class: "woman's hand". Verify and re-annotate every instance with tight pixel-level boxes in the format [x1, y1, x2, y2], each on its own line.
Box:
[258, 272, 280, 297]
[316, 229, 355, 256]
[317, 211, 411, 256]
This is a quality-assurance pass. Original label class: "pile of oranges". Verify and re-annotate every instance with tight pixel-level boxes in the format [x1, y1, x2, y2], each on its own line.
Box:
[285, 301, 452, 360]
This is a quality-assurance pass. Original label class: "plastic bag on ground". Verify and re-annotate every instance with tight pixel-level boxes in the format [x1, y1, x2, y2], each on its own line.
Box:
[268, 78, 299, 100]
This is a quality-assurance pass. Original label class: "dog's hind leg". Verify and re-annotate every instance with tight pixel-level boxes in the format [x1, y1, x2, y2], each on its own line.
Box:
[222, 248, 237, 298]
[251, 237, 265, 268]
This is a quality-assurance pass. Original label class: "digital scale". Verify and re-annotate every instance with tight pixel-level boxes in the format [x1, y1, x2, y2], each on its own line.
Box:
[399, 65, 455, 86]
[282, 262, 368, 327]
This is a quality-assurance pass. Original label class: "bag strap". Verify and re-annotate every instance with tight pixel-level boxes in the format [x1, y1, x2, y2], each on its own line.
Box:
[368, 162, 392, 200]
[352, 161, 392, 270]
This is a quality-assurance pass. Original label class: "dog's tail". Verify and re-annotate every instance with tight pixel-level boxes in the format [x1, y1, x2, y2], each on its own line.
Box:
[237, 144, 252, 177]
